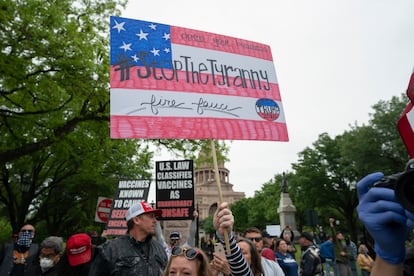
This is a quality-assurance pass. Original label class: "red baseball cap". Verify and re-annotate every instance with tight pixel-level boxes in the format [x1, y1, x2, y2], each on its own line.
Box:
[66, 233, 92, 266]
[125, 201, 162, 221]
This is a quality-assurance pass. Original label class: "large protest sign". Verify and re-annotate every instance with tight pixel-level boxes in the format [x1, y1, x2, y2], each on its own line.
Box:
[103, 179, 151, 236]
[110, 16, 288, 141]
[155, 160, 194, 220]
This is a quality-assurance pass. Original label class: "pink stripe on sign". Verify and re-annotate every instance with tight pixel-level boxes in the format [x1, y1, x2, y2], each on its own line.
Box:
[110, 67, 281, 100]
[109, 16, 288, 141]
[171, 26, 274, 61]
[110, 115, 289, 141]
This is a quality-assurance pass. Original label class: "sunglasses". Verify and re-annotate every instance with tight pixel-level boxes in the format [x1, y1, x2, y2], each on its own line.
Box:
[21, 229, 34, 233]
[171, 246, 200, 260]
[248, 237, 263, 242]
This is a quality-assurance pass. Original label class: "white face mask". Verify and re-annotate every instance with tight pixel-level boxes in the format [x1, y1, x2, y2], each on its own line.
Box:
[40, 258, 54, 270]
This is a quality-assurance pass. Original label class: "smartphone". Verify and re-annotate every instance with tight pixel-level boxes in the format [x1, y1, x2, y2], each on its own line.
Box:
[214, 243, 226, 258]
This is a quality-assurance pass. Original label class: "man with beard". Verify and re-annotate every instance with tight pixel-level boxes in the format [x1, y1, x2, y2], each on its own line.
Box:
[88, 202, 167, 276]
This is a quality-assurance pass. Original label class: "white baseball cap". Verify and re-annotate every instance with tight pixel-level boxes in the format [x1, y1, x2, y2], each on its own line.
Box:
[125, 202, 162, 221]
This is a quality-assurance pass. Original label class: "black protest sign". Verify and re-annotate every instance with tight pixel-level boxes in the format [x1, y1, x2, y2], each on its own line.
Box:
[156, 160, 194, 220]
[102, 179, 151, 236]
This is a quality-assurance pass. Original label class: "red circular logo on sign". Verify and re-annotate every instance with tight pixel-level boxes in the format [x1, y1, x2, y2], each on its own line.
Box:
[96, 198, 113, 222]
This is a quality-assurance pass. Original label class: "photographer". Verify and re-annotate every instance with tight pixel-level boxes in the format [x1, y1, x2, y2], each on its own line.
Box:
[357, 172, 414, 275]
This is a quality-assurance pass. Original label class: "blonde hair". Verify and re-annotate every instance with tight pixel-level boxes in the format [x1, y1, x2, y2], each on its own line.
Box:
[164, 247, 213, 276]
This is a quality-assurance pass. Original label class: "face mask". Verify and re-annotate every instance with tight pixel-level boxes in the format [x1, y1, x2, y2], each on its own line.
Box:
[40, 258, 54, 270]
[17, 232, 33, 248]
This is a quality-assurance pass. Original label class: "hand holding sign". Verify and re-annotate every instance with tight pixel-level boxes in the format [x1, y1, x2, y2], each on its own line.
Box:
[213, 202, 234, 236]
[211, 140, 231, 254]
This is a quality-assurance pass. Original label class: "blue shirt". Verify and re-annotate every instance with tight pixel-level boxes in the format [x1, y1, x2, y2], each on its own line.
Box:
[275, 251, 299, 276]
[319, 240, 335, 260]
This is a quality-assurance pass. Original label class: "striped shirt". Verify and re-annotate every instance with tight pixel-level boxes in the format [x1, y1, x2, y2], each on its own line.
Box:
[219, 233, 253, 276]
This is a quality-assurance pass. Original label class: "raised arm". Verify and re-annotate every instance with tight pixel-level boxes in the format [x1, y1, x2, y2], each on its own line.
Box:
[213, 202, 253, 276]
[155, 221, 170, 256]
[186, 210, 198, 247]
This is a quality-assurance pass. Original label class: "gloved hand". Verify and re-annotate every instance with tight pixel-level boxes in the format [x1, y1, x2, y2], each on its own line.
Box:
[357, 172, 407, 264]
[406, 210, 414, 228]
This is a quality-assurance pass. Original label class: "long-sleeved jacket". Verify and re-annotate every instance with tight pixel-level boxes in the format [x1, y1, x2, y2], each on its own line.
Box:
[0, 242, 39, 276]
[88, 235, 167, 276]
[219, 233, 253, 276]
[357, 253, 374, 272]
[155, 217, 197, 257]
[329, 226, 349, 264]
[300, 245, 323, 276]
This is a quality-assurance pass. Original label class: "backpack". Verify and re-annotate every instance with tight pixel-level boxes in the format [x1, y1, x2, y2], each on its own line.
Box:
[317, 244, 327, 263]
[304, 245, 323, 274]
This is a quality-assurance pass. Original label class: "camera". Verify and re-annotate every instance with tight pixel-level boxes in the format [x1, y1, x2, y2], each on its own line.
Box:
[374, 159, 414, 213]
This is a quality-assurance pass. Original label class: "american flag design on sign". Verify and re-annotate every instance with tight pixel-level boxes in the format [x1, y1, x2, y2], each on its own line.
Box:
[110, 16, 288, 141]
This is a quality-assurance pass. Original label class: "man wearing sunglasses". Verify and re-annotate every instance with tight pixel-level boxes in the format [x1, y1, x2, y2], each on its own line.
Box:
[244, 227, 284, 276]
[89, 202, 168, 276]
[0, 224, 39, 276]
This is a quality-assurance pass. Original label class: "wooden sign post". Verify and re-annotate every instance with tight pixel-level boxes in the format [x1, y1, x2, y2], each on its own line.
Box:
[211, 140, 231, 254]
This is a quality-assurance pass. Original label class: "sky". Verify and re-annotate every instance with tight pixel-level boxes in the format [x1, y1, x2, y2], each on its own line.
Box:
[121, 0, 414, 198]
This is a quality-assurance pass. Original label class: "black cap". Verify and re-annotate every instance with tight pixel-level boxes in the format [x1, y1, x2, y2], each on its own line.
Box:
[299, 232, 314, 242]
[262, 230, 271, 238]
[169, 231, 182, 240]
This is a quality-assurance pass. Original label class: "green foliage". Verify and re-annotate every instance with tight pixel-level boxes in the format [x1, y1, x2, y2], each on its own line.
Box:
[230, 198, 252, 231]
[231, 176, 281, 231]
[151, 140, 230, 169]
[0, 0, 143, 235]
[0, 0, 410, 244]
[0, 0, 230, 237]
[201, 215, 215, 234]
[231, 93, 410, 241]
[0, 217, 13, 244]
[289, 93, 409, 240]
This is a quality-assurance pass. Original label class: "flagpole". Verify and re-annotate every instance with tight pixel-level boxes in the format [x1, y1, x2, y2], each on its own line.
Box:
[210, 140, 231, 255]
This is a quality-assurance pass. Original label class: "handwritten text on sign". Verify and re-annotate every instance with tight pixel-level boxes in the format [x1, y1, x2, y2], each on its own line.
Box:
[109, 16, 288, 141]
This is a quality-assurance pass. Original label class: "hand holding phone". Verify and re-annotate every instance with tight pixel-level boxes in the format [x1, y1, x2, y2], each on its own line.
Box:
[214, 243, 226, 258]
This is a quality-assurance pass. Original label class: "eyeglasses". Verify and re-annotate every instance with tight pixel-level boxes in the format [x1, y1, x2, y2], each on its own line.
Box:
[248, 237, 263, 242]
[21, 229, 34, 233]
[40, 253, 57, 259]
[171, 246, 200, 260]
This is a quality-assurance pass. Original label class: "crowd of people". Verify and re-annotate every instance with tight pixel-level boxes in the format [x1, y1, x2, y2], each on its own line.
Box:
[1, 169, 414, 275]
[0, 224, 101, 276]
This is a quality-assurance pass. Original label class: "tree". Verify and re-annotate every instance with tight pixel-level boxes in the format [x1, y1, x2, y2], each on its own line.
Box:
[201, 215, 215, 235]
[234, 94, 410, 242]
[289, 133, 359, 238]
[231, 197, 252, 232]
[0, 0, 127, 164]
[0, 0, 231, 240]
[231, 175, 282, 231]
[289, 94, 409, 241]
[0, 0, 138, 236]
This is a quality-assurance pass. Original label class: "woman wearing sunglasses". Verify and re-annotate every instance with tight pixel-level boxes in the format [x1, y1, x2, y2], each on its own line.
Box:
[164, 246, 213, 276]
[237, 238, 264, 276]
[165, 202, 254, 276]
